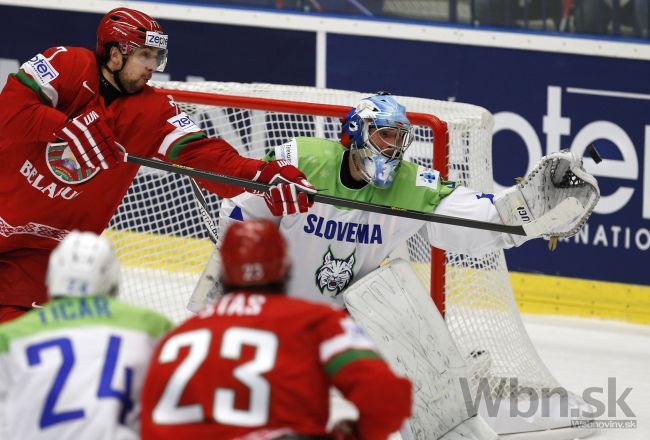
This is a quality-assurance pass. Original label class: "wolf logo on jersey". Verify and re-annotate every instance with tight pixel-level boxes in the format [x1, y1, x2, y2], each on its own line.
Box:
[316, 248, 355, 297]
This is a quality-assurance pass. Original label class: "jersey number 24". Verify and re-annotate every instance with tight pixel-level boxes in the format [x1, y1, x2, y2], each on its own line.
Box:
[26, 336, 133, 429]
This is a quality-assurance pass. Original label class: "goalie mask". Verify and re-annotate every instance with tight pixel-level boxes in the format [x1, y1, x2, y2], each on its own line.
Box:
[220, 220, 289, 289]
[46, 231, 120, 298]
[96, 8, 168, 72]
[341, 94, 414, 188]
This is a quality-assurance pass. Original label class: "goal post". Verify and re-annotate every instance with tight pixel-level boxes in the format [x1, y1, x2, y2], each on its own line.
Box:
[106, 81, 591, 438]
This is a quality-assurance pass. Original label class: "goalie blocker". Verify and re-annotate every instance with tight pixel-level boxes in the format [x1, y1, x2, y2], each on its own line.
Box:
[343, 259, 498, 440]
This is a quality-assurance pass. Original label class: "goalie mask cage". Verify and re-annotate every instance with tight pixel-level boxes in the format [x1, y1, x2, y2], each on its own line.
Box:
[107, 82, 586, 437]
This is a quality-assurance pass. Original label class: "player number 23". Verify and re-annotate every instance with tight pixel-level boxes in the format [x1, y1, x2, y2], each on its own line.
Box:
[153, 327, 278, 426]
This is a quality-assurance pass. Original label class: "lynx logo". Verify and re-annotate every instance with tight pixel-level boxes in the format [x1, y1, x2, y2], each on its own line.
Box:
[26, 54, 58, 84]
[145, 31, 168, 49]
[168, 113, 200, 132]
[316, 249, 356, 297]
[517, 206, 531, 223]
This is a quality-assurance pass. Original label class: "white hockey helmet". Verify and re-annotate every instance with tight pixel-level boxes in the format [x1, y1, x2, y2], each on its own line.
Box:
[46, 231, 120, 297]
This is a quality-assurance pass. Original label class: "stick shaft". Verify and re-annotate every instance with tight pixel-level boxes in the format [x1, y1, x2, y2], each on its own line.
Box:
[189, 178, 219, 244]
[125, 154, 526, 236]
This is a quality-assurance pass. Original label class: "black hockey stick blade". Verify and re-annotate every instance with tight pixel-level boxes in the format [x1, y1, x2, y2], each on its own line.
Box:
[125, 154, 528, 236]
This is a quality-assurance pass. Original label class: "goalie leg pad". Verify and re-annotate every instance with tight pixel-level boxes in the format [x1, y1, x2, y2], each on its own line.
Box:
[343, 259, 497, 440]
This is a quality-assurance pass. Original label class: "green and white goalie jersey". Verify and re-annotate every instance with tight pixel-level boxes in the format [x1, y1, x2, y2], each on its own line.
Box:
[220, 138, 512, 305]
[0, 296, 172, 439]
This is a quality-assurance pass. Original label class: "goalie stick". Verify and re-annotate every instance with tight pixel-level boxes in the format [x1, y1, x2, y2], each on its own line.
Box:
[124, 154, 582, 237]
[188, 178, 219, 244]
[185, 178, 224, 312]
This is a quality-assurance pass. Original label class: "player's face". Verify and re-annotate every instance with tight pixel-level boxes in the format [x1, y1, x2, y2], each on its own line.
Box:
[368, 126, 406, 159]
[119, 47, 159, 93]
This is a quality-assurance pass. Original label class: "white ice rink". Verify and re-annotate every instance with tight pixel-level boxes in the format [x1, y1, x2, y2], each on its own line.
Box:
[524, 315, 650, 440]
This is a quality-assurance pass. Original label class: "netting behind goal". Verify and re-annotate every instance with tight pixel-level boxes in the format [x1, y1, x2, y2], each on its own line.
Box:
[107, 81, 561, 404]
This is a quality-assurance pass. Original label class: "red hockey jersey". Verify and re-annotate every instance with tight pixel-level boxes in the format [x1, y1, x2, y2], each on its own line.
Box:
[141, 292, 412, 440]
[0, 46, 263, 306]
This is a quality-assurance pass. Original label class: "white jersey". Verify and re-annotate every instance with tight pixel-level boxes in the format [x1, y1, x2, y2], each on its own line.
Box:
[0, 296, 172, 440]
[220, 138, 513, 305]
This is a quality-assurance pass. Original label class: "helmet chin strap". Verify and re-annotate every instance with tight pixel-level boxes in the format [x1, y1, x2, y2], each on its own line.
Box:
[103, 53, 129, 94]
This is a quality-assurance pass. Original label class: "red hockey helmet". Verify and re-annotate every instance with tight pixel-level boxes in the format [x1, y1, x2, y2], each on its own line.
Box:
[96, 8, 168, 71]
[220, 220, 289, 288]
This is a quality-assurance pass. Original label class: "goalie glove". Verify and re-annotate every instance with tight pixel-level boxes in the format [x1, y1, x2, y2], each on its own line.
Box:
[251, 160, 316, 216]
[494, 150, 599, 247]
[54, 109, 123, 170]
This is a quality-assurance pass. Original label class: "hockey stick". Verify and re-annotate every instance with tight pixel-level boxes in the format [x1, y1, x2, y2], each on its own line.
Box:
[188, 178, 219, 244]
[125, 154, 575, 237]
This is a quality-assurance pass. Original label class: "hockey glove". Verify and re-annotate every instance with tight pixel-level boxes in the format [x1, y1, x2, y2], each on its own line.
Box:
[495, 150, 600, 247]
[54, 109, 123, 169]
[251, 160, 316, 216]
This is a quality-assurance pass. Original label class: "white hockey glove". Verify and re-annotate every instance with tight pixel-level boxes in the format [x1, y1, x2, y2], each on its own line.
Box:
[494, 150, 599, 247]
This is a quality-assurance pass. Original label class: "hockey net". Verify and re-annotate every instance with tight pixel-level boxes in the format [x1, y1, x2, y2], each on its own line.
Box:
[106, 82, 584, 436]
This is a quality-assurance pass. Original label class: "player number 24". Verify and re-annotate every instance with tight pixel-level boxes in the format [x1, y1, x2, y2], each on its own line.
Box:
[26, 336, 133, 429]
[153, 327, 278, 426]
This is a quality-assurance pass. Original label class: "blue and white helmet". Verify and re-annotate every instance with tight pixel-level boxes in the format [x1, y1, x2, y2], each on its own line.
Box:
[342, 93, 413, 188]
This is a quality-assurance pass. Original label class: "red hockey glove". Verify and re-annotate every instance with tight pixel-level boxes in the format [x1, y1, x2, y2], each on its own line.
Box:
[251, 160, 316, 216]
[54, 109, 123, 169]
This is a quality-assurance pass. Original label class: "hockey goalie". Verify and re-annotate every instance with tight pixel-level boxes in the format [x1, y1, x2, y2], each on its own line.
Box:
[190, 93, 600, 439]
